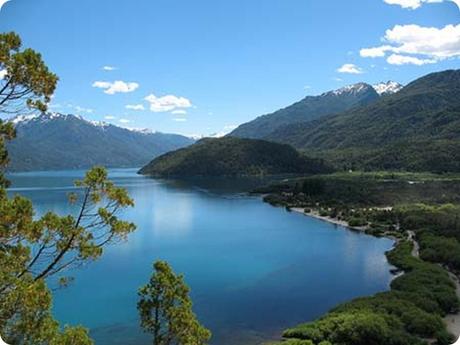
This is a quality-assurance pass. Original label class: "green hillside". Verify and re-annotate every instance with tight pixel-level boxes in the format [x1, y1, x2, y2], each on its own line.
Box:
[138, 137, 332, 177]
[266, 70, 460, 172]
[230, 83, 380, 139]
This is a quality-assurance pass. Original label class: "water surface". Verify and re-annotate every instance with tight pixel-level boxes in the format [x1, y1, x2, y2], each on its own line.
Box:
[8, 169, 395, 345]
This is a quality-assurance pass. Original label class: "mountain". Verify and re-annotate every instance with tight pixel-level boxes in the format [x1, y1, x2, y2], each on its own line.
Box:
[230, 83, 382, 139]
[266, 70, 460, 172]
[138, 137, 332, 177]
[6, 113, 195, 172]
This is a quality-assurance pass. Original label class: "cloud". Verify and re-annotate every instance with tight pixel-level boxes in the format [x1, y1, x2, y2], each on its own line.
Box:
[173, 118, 187, 122]
[105, 115, 116, 120]
[102, 66, 117, 71]
[0, 0, 11, 12]
[360, 24, 460, 65]
[126, 104, 145, 111]
[119, 118, 130, 124]
[144, 93, 192, 113]
[209, 124, 238, 138]
[360, 45, 393, 58]
[48, 103, 62, 109]
[0, 69, 7, 79]
[74, 105, 94, 114]
[92, 81, 139, 95]
[337, 63, 363, 74]
[383, 0, 460, 9]
[387, 54, 437, 65]
[171, 110, 187, 115]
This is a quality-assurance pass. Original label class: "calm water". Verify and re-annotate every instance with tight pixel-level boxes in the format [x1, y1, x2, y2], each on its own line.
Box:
[8, 169, 395, 345]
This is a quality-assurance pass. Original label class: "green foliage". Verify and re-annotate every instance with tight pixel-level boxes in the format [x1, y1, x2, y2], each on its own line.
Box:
[0, 165, 136, 344]
[260, 172, 460, 210]
[419, 234, 460, 271]
[139, 137, 333, 177]
[0, 35, 136, 342]
[138, 261, 211, 345]
[0, 32, 58, 113]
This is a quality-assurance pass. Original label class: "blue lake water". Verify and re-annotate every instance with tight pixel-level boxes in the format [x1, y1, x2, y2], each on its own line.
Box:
[7, 169, 395, 345]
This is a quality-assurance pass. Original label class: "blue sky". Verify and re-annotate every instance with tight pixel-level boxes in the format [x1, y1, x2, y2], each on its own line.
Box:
[0, 0, 459, 136]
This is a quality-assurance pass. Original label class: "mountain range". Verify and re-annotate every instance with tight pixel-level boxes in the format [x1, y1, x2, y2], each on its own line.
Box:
[6, 113, 194, 172]
[6, 70, 459, 174]
[230, 81, 403, 140]
[231, 70, 460, 172]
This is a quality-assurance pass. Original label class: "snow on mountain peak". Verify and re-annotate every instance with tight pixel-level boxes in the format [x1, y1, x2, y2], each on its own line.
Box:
[328, 83, 372, 96]
[372, 81, 403, 95]
[126, 127, 154, 134]
[10, 114, 39, 124]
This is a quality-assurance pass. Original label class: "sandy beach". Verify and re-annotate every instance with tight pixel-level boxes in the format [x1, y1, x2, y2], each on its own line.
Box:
[291, 208, 367, 232]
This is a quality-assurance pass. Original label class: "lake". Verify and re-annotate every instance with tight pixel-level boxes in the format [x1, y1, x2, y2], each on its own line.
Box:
[7, 169, 395, 345]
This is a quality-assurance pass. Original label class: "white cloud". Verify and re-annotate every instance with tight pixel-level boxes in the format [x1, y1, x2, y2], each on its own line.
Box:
[74, 105, 94, 113]
[119, 118, 130, 123]
[360, 45, 394, 58]
[105, 115, 116, 120]
[48, 103, 62, 109]
[144, 93, 192, 113]
[102, 66, 117, 71]
[0, 69, 7, 79]
[337, 63, 363, 74]
[383, 0, 460, 10]
[173, 118, 187, 122]
[387, 54, 437, 65]
[126, 104, 145, 111]
[171, 110, 187, 115]
[0, 0, 11, 12]
[209, 124, 238, 138]
[360, 24, 460, 65]
[92, 80, 139, 95]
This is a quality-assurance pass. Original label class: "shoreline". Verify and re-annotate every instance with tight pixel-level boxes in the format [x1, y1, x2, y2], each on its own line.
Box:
[291, 207, 368, 232]
[290, 206, 460, 342]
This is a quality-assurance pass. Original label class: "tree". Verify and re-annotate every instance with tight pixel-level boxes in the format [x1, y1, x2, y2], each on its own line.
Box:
[0, 32, 58, 114]
[0, 32, 135, 344]
[138, 261, 211, 345]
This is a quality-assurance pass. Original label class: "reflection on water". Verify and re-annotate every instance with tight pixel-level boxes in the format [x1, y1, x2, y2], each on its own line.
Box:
[7, 169, 395, 345]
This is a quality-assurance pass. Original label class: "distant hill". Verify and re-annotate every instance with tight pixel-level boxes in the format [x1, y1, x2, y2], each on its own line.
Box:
[266, 70, 460, 172]
[6, 113, 194, 172]
[138, 137, 332, 177]
[229, 82, 401, 139]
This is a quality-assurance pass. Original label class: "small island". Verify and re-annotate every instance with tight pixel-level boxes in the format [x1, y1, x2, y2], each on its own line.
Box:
[138, 137, 332, 177]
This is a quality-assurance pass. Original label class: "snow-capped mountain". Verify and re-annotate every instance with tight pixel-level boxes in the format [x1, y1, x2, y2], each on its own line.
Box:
[372, 81, 403, 95]
[230, 82, 379, 139]
[6, 112, 194, 172]
[329, 83, 374, 97]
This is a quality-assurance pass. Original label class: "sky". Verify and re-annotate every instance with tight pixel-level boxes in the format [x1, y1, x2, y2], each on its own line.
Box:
[0, 0, 459, 137]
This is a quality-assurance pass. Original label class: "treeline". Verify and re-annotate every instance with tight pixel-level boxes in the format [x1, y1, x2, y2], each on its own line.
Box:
[261, 174, 460, 345]
[139, 137, 333, 177]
